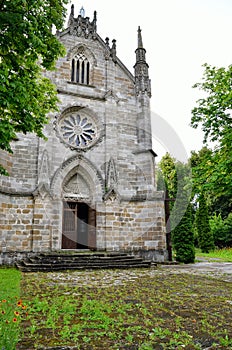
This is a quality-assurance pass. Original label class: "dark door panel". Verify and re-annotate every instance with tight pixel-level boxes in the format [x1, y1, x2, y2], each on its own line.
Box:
[77, 203, 88, 248]
[62, 202, 78, 249]
[62, 202, 96, 249]
[88, 206, 96, 249]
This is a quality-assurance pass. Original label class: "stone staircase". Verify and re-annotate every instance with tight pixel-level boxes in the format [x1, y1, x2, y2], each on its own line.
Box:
[15, 252, 152, 272]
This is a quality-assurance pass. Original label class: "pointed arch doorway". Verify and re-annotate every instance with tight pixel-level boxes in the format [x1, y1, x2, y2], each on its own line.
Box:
[62, 201, 96, 249]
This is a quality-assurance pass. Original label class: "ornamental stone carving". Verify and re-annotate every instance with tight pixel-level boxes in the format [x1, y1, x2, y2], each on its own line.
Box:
[63, 173, 90, 201]
[54, 107, 102, 151]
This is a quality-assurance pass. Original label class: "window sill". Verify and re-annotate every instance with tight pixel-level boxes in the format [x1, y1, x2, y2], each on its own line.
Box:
[68, 81, 95, 89]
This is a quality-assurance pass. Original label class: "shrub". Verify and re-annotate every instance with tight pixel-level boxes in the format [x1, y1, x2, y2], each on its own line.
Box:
[196, 194, 215, 253]
[210, 213, 232, 248]
[172, 204, 195, 263]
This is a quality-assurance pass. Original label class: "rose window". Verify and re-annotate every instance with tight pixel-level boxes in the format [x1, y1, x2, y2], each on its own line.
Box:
[59, 113, 97, 149]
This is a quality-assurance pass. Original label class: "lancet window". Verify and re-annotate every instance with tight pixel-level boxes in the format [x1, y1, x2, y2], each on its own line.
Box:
[71, 53, 90, 85]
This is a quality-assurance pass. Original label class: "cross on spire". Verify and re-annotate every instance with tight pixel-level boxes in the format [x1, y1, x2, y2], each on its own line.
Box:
[137, 26, 143, 48]
[79, 6, 85, 17]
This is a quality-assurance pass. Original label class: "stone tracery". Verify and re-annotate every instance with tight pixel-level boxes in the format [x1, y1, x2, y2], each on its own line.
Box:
[60, 113, 96, 148]
[54, 106, 102, 151]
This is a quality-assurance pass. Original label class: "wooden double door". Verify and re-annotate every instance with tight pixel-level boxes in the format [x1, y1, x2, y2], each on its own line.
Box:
[62, 202, 96, 249]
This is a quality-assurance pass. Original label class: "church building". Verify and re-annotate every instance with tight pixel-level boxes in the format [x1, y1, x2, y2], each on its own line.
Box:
[0, 5, 168, 264]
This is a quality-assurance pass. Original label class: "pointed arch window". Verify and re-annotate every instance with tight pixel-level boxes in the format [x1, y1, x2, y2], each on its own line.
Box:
[71, 59, 75, 81]
[86, 62, 90, 85]
[81, 61, 85, 83]
[76, 60, 80, 83]
[71, 53, 90, 85]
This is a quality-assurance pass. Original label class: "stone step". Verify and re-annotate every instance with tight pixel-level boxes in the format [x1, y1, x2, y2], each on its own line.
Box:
[16, 263, 151, 273]
[19, 259, 147, 268]
[31, 254, 135, 260]
[39, 252, 129, 257]
[16, 252, 152, 272]
[28, 256, 141, 264]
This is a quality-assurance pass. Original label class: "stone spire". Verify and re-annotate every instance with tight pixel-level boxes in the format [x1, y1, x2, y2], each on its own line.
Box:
[67, 4, 97, 39]
[134, 26, 151, 97]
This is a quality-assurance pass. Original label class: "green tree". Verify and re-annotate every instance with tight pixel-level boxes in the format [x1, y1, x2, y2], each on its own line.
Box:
[158, 153, 177, 201]
[224, 214, 232, 248]
[172, 204, 195, 263]
[158, 155, 195, 263]
[191, 64, 232, 204]
[190, 147, 232, 219]
[0, 0, 68, 174]
[195, 194, 215, 253]
[171, 162, 195, 263]
[191, 63, 232, 144]
[210, 213, 232, 248]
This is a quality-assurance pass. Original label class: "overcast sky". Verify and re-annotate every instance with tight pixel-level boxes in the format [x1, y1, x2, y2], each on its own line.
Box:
[66, 0, 232, 161]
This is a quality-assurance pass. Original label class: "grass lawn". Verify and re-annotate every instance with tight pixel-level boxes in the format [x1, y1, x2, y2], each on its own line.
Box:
[17, 267, 232, 350]
[0, 267, 21, 300]
[195, 248, 232, 262]
[1, 249, 232, 350]
[0, 268, 25, 350]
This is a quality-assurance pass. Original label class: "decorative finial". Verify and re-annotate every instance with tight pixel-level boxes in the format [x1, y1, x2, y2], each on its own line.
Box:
[111, 39, 117, 63]
[79, 6, 85, 17]
[105, 37, 110, 47]
[71, 4, 74, 16]
[138, 26, 143, 48]
[112, 39, 116, 49]
[68, 4, 75, 27]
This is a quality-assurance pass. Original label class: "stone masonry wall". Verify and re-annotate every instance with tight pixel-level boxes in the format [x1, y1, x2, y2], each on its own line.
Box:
[0, 194, 34, 253]
[96, 196, 167, 262]
[0, 151, 13, 175]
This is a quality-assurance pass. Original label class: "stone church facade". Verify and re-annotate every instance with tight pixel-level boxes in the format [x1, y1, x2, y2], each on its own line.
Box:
[0, 5, 168, 264]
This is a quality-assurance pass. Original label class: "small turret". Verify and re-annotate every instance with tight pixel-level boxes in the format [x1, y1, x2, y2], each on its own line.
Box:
[134, 27, 151, 97]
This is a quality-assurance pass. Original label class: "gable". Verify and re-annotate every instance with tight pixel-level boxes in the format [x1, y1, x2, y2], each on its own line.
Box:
[49, 12, 135, 98]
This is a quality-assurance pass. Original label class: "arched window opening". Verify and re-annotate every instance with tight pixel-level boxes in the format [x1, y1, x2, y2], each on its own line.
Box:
[71, 54, 90, 85]
[76, 60, 80, 83]
[71, 59, 75, 82]
[86, 62, 90, 85]
[81, 61, 85, 84]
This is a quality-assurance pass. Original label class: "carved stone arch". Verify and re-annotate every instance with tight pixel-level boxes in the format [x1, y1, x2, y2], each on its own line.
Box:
[67, 44, 97, 66]
[56, 103, 89, 115]
[67, 44, 97, 85]
[50, 155, 104, 203]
